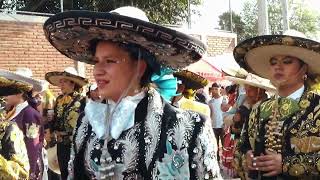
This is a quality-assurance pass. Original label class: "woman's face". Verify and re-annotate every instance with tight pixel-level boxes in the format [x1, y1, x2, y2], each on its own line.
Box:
[93, 41, 146, 101]
[268, 55, 305, 87]
[4, 94, 22, 107]
[59, 78, 75, 94]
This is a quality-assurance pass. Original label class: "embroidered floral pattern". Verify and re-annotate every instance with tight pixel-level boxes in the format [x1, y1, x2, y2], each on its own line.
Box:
[70, 88, 221, 179]
[157, 141, 190, 180]
[0, 121, 29, 179]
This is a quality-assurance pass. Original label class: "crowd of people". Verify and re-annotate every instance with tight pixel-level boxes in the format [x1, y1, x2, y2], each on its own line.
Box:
[0, 5, 320, 180]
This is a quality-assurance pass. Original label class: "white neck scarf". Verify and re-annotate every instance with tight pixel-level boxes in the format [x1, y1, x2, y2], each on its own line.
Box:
[86, 92, 145, 139]
[9, 101, 29, 120]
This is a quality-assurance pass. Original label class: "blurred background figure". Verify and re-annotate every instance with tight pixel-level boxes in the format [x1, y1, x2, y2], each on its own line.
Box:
[208, 82, 225, 162]
[0, 68, 45, 180]
[86, 83, 101, 102]
[172, 70, 211, 117]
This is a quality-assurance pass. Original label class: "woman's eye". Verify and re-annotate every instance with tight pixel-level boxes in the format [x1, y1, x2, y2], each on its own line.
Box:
[269, 59, 277, 66]
[105, 59, 118, 64]
[283, 57, 293, 64]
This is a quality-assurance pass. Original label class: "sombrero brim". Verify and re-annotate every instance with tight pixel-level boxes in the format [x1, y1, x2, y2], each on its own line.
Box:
[174, 70, 209, 90]
[0, 70, 42, 95]
[234, 35, 320, 79]
[43, 10, 206, 69]
[225, 76, 276, 92]
[45, 71, 88, 87]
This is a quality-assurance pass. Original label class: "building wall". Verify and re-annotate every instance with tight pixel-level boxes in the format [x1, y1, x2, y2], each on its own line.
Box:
[0, 14, 236, 95]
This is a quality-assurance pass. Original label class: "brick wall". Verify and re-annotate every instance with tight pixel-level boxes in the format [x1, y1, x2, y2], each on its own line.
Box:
[0, 14, 236, 95]
[0, 18, 96, 95]
[206, 36, 236, 56]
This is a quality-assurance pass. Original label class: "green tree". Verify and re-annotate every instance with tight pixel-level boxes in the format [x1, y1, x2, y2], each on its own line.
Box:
[218, 11, 246, 42]
[1, 0, 202, 25]
[228, 0, 320, 42]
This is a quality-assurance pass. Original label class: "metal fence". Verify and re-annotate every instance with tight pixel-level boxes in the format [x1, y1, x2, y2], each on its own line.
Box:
[0, 0, 116, 16]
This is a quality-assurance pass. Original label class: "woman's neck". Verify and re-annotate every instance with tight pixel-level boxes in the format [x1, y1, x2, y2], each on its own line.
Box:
[278, 82, 304, 97]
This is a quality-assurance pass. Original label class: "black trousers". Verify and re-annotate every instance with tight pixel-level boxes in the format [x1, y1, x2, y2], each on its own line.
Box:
[57, 142, 71, 180]
[213, 128, 224, 161]
[48, 169, 61, 180]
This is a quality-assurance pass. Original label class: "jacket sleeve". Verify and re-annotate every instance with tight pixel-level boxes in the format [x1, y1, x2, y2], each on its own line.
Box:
[0, 123, 29, 179]
[23, 108, 43, 179]
[191, 114, 222, 179]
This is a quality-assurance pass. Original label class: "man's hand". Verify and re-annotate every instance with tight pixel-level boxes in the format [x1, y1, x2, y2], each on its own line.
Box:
[253, 150, 282, 176]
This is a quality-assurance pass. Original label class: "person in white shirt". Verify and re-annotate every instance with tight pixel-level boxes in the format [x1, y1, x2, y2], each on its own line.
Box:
[208, 83, 224, 161]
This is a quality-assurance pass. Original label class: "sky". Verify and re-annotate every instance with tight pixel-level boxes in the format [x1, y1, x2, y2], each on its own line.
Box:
[190, 0, 320, 31]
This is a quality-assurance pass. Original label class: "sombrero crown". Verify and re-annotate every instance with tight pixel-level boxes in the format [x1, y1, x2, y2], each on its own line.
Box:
[45, 67, 88, 87]
[174, 70, 209, 90]
[43, 6, 206, 69]
[234, 31, 320, 79]
[0, 68, 42, 96]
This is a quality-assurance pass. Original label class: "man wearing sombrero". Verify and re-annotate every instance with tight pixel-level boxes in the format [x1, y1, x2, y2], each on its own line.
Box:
[43, 6, 221, 179]
[234, 31, 320, 179]
[45, 67, 88, 179]
[0, 68, 44, 179]
[172, 70, 211, 117]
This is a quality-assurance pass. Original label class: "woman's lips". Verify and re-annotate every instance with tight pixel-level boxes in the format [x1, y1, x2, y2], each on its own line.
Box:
[274, 73, 284, 79]
[96, 80, 109, 88]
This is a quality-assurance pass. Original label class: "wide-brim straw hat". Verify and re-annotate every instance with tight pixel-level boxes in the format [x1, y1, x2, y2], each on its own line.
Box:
[45, 67, 88, 87]
[225, 73, 276, 92]
[0, 68, 42, 96]
[233, 33, 320, 79]
[43, 6, 206, 69]
[174, 70, 209, 90]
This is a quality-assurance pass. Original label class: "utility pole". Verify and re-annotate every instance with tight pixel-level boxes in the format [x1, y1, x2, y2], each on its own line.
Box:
[187, 0, 191, 29]
[281, 0, 290, 32]
[229, 0, 233, 33]
[257, 0, 270, 35]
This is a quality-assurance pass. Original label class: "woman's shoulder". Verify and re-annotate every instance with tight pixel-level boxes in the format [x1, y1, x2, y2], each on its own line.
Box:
[163, 101, 208, 129]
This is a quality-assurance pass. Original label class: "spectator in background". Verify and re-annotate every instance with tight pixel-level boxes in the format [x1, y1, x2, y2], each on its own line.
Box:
[172, 70, 211, 117]
[86, 83, 101, 102]
[208, 82, 224, 161]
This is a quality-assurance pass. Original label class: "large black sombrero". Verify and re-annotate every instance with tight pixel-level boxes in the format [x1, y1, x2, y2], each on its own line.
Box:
[174, 70, 209, 90]
[43, 6, 206, 69]
[0, 68, 42, 96]
[234, 34, 320, 79]
[45, 67, 89, 87]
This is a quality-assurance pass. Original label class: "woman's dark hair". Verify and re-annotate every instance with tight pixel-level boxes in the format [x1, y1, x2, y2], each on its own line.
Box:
[74, 83, 82, 92]
[226, 84, 237, 94]
[23, 91, 39, 110]
[237, 105, 250, 122]
[90, 40, 158, 87]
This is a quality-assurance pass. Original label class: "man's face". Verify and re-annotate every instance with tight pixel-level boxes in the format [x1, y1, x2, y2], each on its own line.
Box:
[211, 87, 220, 96]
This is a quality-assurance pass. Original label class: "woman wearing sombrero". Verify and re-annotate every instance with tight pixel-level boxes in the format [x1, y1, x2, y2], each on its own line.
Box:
[45, 67, 88, 179]
[43, 6, 221, 179]
[0, 68, 44, 179]
[234, 32, 320, 179]
[172, 70, 211, 117]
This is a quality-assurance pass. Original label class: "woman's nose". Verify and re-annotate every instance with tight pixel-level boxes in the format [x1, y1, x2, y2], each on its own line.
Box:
[93, 65, 105, 77]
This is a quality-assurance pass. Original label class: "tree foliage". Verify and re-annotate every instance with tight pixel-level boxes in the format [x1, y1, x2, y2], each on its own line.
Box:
[0, 0, 202, 25]
[218, 0, 320, 42]
[218, 11, 245, 42]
